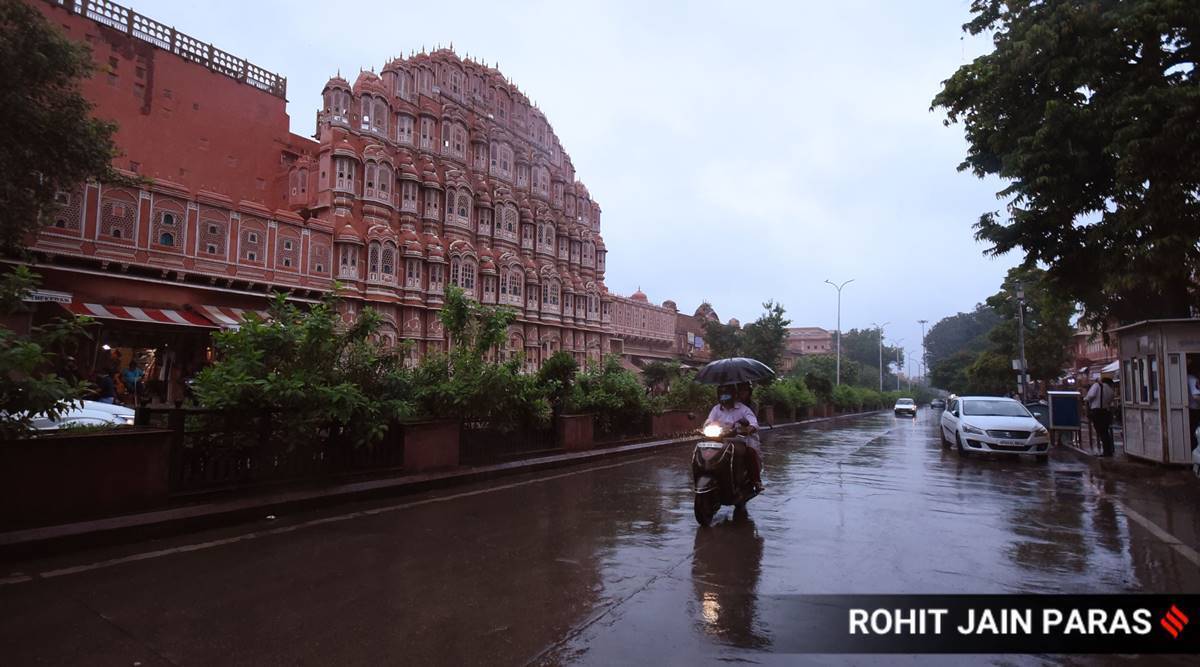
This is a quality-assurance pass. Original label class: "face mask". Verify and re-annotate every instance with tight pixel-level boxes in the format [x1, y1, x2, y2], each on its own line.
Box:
[719, 393, 733, 402]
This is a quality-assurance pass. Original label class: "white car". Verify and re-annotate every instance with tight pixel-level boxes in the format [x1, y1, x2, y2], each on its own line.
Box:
[893, 398, 917, 417]
[29, 400, 136, 431]
[940, 396, 1050, 461]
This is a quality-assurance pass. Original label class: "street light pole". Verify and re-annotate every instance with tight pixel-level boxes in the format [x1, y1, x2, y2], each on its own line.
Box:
[894, 339, 904, 391]
[824, 279, 854, 386]
[917, 319, 928, 383]
[1016, 282, 1029, 400]
[871, 321, 889, 392]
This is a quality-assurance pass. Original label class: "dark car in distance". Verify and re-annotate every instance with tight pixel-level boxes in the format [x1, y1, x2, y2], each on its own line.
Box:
[930, 398, 947, 410]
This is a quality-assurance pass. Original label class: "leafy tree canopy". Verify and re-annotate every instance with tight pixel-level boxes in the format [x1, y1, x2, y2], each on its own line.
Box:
[1, 0, 124, 256]
[924, 305, 1001, 368]
[933, 0, 1200, 327]
[701, 301, 791, 371]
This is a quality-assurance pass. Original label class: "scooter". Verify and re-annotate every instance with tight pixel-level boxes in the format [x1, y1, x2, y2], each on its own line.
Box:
[692, 419, 759, 526]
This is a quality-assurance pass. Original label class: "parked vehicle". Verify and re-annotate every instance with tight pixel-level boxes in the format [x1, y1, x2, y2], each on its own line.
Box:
[940, 396, 1050, 461]
[930, 398, 946, 410]
[894, 398, 917, 417]
[692, 421, 759, 525]
[30, 400, 136, 431]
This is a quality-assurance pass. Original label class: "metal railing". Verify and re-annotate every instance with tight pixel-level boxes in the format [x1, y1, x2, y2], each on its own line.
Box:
[135, 407, 404, 496]
[48, 0, 287, 99]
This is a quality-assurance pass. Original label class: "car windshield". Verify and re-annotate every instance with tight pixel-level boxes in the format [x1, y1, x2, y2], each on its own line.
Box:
[896, 399, 914, 405]
[962, 399, 1030, 417]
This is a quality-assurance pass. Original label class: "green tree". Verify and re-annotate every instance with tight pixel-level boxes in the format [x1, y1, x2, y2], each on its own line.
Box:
[834, 328, 905, 388]
[537, 350, 578, 416]
[701, 319, 742, 359]
[790, 354, 865, 392]
[1, 0, 125, 256]
[982, 267, 1076, 387]
[933, 0, 1200, 326]
[742, 300, 791, 370]
[924, 305, 1000, 368]
[929, 350, 976, 393]
[640, 359, 680, 392]
[0, 267, 92, 438]
[569, 355, 650, 437]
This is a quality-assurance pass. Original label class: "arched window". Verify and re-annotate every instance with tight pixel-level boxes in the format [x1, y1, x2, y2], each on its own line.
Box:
[382, 243, 396, 276]
[444, 187, 456, 218]
[373, 99, 388, 134]
[400, 182, 418, 211]
[461, 260, 476, 290]
[365, 162, 377, 197]
[159, 232, 174, 246]
[450, 257, 461, 285]
[457, 193, 470, 219]
[503, 205, 517, 233]
[511, 270, 523, 298]
[369, 242, 380, 274]
[500, 271, 509, 295]
[378, 164, 392, 196]
[397, 115, 414, 144]
[335, 158, 356, 192]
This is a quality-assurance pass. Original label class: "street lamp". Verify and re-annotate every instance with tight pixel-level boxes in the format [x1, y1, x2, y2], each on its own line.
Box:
[824, 279, 854, 386]
[894, 339, 904, 391]
[871, 321, 890, 392]
[1016, 282, 1029, 400]
[917, 319, 928, 383]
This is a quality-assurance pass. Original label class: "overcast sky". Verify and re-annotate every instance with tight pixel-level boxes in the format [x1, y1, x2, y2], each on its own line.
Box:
[128, 0, 1015, 373]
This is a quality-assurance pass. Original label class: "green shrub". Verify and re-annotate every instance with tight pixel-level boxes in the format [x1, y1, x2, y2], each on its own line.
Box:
[661, 370, 713, 415]
[568, 355, 651, 436]
[193, 291, 412, 448]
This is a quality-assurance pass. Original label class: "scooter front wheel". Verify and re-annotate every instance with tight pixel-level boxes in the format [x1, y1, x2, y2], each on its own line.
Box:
[694, 492, 719, 526]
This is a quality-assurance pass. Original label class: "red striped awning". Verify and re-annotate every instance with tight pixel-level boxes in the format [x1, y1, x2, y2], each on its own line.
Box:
[197, 305, 270, 329]
[67, 303, 217, 328]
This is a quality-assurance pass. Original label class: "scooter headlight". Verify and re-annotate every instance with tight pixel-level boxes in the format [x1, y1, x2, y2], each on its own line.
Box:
[702, 423, 724, 438]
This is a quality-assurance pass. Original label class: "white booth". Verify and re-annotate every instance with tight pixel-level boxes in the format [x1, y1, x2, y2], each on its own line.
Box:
[1114, 319, 1200, 464]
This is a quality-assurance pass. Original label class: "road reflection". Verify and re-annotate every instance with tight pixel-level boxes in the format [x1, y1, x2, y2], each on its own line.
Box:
[691, 514, 770, 650]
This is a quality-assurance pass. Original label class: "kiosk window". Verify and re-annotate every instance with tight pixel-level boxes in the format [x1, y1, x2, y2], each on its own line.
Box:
[1123, 359, 1132, 403]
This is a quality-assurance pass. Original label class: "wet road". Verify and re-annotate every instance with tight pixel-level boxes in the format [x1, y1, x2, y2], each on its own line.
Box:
[2, 410, 1199, 665]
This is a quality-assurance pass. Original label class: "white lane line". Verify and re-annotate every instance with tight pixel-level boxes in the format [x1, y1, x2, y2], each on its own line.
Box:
[7, 456, 656, 585]
[1115, 501, 1200, 568]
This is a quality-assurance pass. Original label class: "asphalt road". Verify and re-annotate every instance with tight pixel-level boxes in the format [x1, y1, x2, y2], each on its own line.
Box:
[2, 410, 1198, 665]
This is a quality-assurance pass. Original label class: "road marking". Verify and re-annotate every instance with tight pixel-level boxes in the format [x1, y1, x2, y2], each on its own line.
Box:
[6, 456, 657, 586]
[1114, 501, 1200, 568]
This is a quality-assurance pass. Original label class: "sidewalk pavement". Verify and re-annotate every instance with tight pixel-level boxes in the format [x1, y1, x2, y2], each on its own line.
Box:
[0, 411, 880, 559]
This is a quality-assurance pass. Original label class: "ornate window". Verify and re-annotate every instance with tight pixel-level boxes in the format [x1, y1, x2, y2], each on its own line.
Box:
[461, 259, 476, 290]
[310, 244, 330, 274]
[541, 279, 560, 307]
[395, 71, 410, 99]
[405, 258, 421, 288]
[477, 208, 492, 236]
[277, 235, 300, 270]
[334, 157, 356, 193]
[583, 241, 595, 267]
[152, 208, 181, 249]
[420, 117, 434, 150]
[382, 242, 396, 278]
[339, 245, 358, 279]
[240, 224, 265, 263]
[368, 241, 380, 276]
[424, 188, 440, 218]
[456, 192, 470, 220]
[201, 218, 226, 256]
[429, 263, 443, 291]
[450, 256, 460, 285]
[517, 165, 528, 188]
[397, 115, 414, 144]
[373, 99, 388, 135]
[400, 181, 418, 212]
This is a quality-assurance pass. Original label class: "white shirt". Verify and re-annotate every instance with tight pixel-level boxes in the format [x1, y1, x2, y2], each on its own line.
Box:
[1188, 374, 1200, 410]
[1085, 382, 1114, 410]
[705, 402, 760, 451]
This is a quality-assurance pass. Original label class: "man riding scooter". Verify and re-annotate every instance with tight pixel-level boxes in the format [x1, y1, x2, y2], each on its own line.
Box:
[703, 383, 764, 491]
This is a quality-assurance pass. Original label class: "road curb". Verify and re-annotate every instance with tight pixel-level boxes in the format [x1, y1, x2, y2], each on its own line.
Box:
[0, 411, 879, 559]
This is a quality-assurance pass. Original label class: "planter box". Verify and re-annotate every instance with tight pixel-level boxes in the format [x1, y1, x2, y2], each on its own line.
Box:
[402, 420, 460, 472]
[556, 414, 594, 451]
[0, 427, 172, 530]
[652, 410, 700, 437]
[760, 405, 776, 426]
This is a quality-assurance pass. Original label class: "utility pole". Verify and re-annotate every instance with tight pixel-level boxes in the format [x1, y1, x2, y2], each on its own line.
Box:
[917, 319, 928, 383]
[1016, 282, 1029, 401]
[824, 279, 854, 386]
[871, 321, 889, 392]
[895, 339, 904, 391]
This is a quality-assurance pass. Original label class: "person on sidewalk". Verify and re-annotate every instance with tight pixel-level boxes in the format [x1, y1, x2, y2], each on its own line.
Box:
[1086, 378, 1117, 456]
[704, 384, 764, 491]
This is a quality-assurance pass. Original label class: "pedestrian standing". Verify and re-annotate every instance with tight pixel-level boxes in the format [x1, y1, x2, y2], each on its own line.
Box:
[93, 367, 117, 404]
[1187, 364, 1200, 451]
[1085, 378, 1117, 457]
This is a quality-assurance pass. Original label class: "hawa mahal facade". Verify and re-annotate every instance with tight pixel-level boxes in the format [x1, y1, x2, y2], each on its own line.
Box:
[26, 0, 612, 370]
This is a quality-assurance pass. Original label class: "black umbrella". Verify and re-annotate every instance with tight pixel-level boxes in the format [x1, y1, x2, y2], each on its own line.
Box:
[695, 357, 776, 385]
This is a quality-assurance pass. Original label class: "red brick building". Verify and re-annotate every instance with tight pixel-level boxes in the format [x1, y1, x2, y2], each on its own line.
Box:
[780, 327, 832, 372]
[22, 0, 612, 385]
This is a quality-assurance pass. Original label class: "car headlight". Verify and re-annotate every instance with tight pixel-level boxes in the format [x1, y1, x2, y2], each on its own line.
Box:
[961, 423, 985, 435]
[123, 417, 135, 426]
[1033, 424, 1048, 435]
